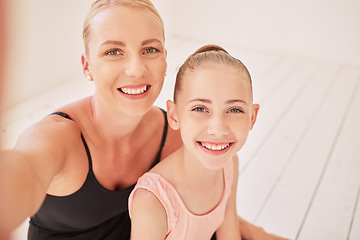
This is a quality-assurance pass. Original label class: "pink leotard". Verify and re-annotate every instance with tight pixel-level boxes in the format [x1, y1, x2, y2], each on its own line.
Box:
[129, 159, 233, 239]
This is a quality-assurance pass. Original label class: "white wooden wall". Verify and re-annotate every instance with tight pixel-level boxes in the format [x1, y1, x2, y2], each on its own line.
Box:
[4, 0, 360, 112]
[160, 0, 360, 66]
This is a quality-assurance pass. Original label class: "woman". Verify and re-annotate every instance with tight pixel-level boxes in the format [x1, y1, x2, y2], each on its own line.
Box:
[0, 0, 287, 239]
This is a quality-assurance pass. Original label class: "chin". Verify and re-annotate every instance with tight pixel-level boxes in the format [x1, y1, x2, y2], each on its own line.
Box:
[127, 106, 152, 117]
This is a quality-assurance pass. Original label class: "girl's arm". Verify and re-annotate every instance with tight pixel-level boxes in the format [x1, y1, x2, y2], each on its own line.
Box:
[130, 188, 167, 240]
[0, 117, 77, 236]
[216, 154, 242, 240]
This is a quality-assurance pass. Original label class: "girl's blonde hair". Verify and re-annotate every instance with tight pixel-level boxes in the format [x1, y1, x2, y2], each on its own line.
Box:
[83, 0, 164, 54]
[174, 44, 253, 102]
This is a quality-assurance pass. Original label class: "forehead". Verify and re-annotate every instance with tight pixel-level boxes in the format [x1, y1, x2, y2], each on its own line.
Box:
[179, 63, 252, 102]
[89, 5, 164, 44]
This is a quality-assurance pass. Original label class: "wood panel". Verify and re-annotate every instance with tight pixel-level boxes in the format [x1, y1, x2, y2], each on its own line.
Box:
[297, 68, 360, 240]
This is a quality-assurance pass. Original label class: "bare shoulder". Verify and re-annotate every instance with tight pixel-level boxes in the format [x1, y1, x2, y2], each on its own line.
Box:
[130, 188, 168, 239]
[16, 113, 81, 152]
[36, 97, 91, 151]
[12, 100, 88, 176]
[17, 97, 91, 149]
[131, 188, 167, 216]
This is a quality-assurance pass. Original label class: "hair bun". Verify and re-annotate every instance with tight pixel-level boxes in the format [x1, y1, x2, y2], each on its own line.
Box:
[193, 44, 229, 55]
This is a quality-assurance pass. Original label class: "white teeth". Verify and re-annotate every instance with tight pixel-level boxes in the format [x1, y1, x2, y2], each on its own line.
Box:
[121, 86, 148, 95]
[201, 142, 230, 151]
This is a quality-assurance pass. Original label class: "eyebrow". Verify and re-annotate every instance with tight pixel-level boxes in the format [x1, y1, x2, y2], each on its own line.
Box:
[100, 38, 163, 47]
[188, 98, 248, 105]
[101, 40, 126, 47]
[226, 99, 248, 105]
[141, 38, 163, 46]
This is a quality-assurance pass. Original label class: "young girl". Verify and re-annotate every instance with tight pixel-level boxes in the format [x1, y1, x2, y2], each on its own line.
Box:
[129, 45, 260, 239]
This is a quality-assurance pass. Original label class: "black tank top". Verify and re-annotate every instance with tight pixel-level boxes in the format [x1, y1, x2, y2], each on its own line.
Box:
[28, 110, 168, 240]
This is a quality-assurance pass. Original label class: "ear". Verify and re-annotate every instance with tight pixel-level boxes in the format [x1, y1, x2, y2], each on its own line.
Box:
[81, 54, 90, 77]
[166, 100, 179, 130]
[250, 103, 260, 130]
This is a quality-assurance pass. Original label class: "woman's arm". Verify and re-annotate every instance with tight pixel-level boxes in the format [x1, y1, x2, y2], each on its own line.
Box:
[0, 117, 76, 236]
[216, 155, 290, 240]
[238, 217, 290, 240]
[130, 188, 167, 240]
[216, 155, 242, 239]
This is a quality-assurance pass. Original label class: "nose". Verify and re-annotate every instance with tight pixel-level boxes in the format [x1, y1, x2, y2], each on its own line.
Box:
[124, 55, 146, 78]
[207, 114, 229, 137]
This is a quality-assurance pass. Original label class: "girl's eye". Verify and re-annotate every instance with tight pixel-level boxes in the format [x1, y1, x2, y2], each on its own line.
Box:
[192, 106, 207, 112]
[105, 49, 121, 56]
[229, 108, 244, 113]
[143, 47, 159, 54]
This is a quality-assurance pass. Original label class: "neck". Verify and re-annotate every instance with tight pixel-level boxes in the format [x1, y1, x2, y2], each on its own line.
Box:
[178, 146, 223, 185]
[89, 95, 145, 144]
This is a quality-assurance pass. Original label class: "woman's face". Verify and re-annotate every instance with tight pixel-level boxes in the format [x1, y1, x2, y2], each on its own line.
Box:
[84, 5, 167, 116]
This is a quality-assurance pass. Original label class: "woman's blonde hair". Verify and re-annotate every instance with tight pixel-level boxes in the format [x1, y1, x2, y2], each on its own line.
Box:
[83, 0, 164, 54]
[174, 44, 253, 102]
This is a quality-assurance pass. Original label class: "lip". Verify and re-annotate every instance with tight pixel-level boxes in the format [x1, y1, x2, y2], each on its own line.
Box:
[117, 84, 151, 100]
[197, 141, 234, 155]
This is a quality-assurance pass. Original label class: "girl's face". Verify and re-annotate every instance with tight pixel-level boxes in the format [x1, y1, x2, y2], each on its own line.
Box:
[83, 5, 167, 116]
[168, 63, 259, 170]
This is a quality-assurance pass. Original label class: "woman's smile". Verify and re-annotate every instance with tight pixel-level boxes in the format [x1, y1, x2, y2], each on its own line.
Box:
[118, 84, 150, 95]
[117, 84, 151, 99]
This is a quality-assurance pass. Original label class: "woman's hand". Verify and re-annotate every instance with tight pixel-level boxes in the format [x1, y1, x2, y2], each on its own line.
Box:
[239, 217, 290, 240]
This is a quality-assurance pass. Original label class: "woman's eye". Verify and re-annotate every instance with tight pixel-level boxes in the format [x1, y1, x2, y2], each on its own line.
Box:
[106, 49, 121, 56]
[143, 47, 159, 54]
[229, 108, 243, 113]
[192, 106, 207, 112]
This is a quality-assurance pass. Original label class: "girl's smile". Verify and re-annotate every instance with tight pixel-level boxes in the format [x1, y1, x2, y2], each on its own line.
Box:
[197, 141, 234, 155]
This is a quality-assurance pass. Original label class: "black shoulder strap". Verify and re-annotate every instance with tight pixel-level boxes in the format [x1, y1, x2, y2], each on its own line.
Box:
[159, 108, 168, 150]
[50, 111, 72, 120]
[50, 111, 93, 170]
[151, 108, 168, 168]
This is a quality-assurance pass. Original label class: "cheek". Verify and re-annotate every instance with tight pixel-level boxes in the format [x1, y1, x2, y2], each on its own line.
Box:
[179, 118, 199, 139]
[147, 54, 166, 68]
[233, 119, 252, 140]
[153, 59, 167, 79]
[90, 60, 116, 82]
